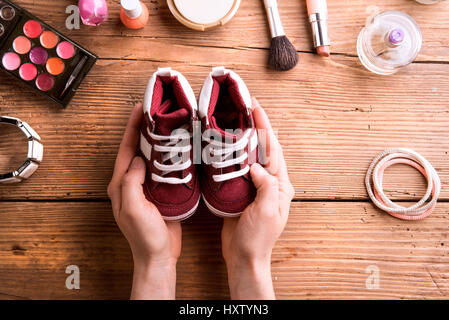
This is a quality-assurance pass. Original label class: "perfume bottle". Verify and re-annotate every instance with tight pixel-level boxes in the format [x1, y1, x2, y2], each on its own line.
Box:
[357, 11, 422, 75]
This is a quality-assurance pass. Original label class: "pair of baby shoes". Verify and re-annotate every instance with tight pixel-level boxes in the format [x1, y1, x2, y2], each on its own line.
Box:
[140, 67, 259, 221]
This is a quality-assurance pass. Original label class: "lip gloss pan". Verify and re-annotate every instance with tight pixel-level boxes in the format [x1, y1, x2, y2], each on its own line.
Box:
[23, 20, 42, 38]
[46, 57, 65, 75]
[40, 30, 59, 49]
[29, 46, 48, 65]
[19, 62, 37, 81]
[13, 36, 31, 54]
[56, 41, 75, 59]
[35, 73, 54, 91]
[2, 52, 21, 70]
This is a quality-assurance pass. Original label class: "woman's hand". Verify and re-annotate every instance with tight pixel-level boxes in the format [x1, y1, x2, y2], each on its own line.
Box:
[221, 98, 295, 300]
[107, 104, 181, 300]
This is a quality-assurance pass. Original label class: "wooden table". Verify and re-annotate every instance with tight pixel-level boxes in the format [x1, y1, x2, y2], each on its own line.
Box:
[0, 0, 448, 300]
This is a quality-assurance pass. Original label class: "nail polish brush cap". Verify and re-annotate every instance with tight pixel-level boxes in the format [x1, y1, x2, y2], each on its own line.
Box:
[121, 0, 142, 18]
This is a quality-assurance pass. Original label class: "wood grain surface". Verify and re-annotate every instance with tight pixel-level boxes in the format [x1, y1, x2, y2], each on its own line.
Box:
[0, 202, 448, 300]
[0, 0, 448, 299]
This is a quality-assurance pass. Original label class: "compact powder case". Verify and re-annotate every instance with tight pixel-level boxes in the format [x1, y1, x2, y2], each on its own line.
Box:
[167, 0, 241, 31]
[0, 0, 97, 108]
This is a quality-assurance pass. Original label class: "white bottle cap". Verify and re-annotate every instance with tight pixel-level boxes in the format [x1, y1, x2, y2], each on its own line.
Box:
[121, 0, 143, 19]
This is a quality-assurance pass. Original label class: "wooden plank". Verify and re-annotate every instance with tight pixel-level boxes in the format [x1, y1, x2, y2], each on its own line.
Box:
[0, 201, 448, 299]
[0, 55, 448, 200]
[274, 202, 449, 299]
[13, 0, 449, 62]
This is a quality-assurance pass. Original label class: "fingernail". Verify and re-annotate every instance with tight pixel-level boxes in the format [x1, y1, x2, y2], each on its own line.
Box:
[251, 163, 264, 175]
[130, 157, 144, 169]
[250, 97, 258, 110]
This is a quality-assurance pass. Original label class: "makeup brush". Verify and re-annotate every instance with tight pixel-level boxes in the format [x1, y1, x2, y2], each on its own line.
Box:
[263, 0, 299, 71]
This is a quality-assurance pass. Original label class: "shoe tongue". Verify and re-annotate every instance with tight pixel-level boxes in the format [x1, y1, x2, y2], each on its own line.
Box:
[154, 99, 190, 136]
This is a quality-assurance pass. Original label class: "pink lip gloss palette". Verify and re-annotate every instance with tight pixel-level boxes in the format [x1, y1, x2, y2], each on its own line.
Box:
[0, 0, 97, 108]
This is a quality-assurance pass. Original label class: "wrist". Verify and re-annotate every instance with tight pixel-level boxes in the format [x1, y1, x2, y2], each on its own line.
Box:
[135, 255, 178, 270]
[226, 256, 275, 300]
[225, 254, 270, 273]
[131, 258, 177, 300]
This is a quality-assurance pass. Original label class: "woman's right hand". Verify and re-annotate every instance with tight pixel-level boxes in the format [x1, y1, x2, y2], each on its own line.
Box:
[221, 98, 295, 299]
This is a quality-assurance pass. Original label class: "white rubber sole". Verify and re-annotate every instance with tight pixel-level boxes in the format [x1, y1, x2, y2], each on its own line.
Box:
[162, 197, 200, 222]
[202, 194, 242, 218]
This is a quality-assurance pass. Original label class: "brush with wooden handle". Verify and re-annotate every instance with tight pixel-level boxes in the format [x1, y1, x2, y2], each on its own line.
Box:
[263, 0, 299, 71]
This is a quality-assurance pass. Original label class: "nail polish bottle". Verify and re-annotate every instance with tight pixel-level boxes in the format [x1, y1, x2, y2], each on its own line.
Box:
[120, 0, 149, 29]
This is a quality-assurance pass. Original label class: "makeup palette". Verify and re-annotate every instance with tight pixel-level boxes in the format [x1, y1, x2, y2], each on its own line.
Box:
[0, 0, 97, 108]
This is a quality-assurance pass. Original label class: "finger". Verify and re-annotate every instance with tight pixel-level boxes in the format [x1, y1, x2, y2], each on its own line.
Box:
[253, 98, 291, 188]
[120, 157, 169, 233]
[108, 182, 121, 220]
[252, 98, 278, 173]
[278, 194, 292, 226]
[111, 103, 143, 185]
[276, 148, 291, 188]
[252, 98, 287, 181]
[250, 163, 279, 214]
[109, 104, 143, 214]
[252, 99, 293, 225]
[109, 104, 143, 219]
[120, 156, 147, 211]
[252, 97, 276, 145]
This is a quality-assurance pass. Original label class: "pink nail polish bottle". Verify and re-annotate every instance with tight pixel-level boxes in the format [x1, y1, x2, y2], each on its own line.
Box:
[120, 0, 149, 29]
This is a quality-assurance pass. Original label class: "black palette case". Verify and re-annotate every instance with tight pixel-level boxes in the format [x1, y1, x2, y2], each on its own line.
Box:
[0, 0, 97, 108]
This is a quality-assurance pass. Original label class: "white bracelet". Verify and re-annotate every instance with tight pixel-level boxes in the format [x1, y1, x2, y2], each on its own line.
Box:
[365, 148, 440, 220]
[0, 116, 43, 184]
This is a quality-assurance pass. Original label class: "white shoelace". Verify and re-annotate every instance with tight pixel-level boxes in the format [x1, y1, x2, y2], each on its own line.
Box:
[203, 129, 251, 182]
[149, 125, 192, 185]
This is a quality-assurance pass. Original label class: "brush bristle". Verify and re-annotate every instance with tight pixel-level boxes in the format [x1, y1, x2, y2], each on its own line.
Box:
[269, 36, 299, 71]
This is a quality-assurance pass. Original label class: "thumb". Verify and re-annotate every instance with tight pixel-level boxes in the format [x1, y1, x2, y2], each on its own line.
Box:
[250, 163, 279, 209]
[121, 156, 147, 204]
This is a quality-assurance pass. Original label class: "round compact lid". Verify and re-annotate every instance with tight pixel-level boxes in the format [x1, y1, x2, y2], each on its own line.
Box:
[167, 0, 241, 31]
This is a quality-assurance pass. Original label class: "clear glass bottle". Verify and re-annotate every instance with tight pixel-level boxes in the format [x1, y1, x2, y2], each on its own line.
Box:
[357, 11, 422, 75]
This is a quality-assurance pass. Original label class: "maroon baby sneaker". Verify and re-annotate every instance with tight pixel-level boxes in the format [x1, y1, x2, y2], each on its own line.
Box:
[140, 68, 200, 221]
[199, 67, 259, 217]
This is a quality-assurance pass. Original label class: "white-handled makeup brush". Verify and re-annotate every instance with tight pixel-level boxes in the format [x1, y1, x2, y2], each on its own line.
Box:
[263, 0, 299, 71]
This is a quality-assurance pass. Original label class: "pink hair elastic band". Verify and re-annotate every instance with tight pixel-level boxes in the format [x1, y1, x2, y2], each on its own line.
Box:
[365, 148, 441, 221]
